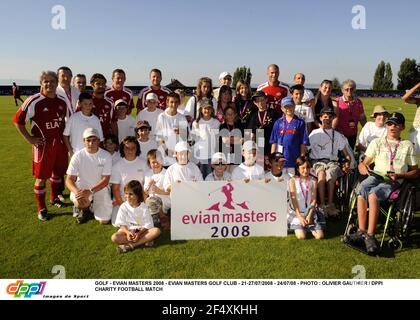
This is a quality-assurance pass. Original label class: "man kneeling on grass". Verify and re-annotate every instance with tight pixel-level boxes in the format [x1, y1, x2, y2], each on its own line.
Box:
[66, 128, 113, 224]
[111, 180, 161, 253]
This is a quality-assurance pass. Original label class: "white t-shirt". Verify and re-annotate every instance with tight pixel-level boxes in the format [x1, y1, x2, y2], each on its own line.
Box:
[114, 202, 154, 230]
[358, 122, 387, 148]
[110, 152, 121, 166]
[117, 115, 136, 143]
[63, 112, 104, 153]
[294, 104, 314, 124]
[136, 108, 163, 138]
[184, 96, 218, 119]
[144, 168, 170, 210]
[191, 118, 220, 160]
[231, 163, 265, 180]
[163, 162, 203, 191]
[309, 128, 348, 161]
[110, 157, 148, 197]
[205, 171, 232, 181]
[138, 139, 158, 161]
[155, 111, 189, 152]
[302, 89, 314, 103]
[264, 171, 285, 182]
[66, 148, 112, 189]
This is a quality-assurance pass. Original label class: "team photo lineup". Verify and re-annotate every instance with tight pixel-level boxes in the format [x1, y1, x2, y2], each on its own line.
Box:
[11, 64, 420, 257]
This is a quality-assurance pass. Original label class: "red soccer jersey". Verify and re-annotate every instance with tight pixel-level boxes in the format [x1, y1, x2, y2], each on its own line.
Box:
[257, 81, 290, 115]
[136, 86, 172, 113]
[92, 96, 115, 136]
[104, 86, 134, 113]
[12, 93, 68, 142]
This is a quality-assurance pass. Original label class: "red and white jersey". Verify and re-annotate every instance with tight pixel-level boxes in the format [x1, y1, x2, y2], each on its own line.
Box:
[136, 86, 172, 112]
[257, 81, 290, 114]
[92, 96, 115, 136]
[104, 86, 134, 113]
[12, 93, 68, 142]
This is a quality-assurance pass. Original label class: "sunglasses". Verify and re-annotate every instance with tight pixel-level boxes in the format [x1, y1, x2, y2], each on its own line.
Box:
[214, 162, 227, 166]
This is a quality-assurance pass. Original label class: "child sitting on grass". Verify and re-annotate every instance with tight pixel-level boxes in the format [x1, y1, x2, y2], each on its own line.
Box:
[112, 180, 161, 253]
[288, 156, 324, 240]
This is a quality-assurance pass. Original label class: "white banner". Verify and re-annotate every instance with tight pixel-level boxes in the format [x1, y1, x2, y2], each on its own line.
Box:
[170, 180, 288, 240]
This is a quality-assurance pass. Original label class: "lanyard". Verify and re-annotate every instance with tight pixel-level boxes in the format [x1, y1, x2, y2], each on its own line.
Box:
[298, 177, 310, 209]
[258, 110, 268, 128]
[279, 116, 294, 146]
[385, 138, 401, 172]
[240, 101, 250, 118]
[323, 129, 335, 156]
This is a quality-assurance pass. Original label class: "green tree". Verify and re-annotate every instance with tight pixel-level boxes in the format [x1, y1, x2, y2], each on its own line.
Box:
[372, 60, 385, 90]
[383, 63, 394, 90]
[332, 77, 340, 90]
[233, 66, 252, 88]
[397, 58, 420, 90]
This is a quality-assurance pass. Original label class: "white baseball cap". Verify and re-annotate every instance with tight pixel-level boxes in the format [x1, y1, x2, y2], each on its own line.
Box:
[174, 141, 189, 153]
[83, 128, 100, 139]
[146, 92, 158, 101]
[242, 140, 257, 151]
[219, 71, 232, 80]
[114, 99, 128, 108]
[211, 152, 227, 164]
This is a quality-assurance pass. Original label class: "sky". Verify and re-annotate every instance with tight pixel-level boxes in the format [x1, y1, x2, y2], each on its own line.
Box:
[0, 0, 419, 88]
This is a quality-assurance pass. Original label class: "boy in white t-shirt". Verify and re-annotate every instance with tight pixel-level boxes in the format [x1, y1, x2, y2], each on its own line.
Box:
[115, 99, 136, 143]
[135, 120, 158, 162]
[144, 149, 171, 229]
[155, 93, 189, 166]
[290, 84, 314, 134]
[66, 128, 113, 224]
[63, 92, 104, 157]
[264, 152, 287, 182]
[232, 140, 265, 182]
[136, 92, 163, 140]
[356, 105, 388, 153]
[163, 141, 203, 193]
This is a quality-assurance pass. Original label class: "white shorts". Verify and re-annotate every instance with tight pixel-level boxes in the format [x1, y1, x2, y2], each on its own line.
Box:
[70, 185, 113, 222]
[409, 128, 420, 154]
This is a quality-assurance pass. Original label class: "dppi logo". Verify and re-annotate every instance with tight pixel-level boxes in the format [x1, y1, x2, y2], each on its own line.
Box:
[6, 280, 46, 298]
[207, 182, 249, 211]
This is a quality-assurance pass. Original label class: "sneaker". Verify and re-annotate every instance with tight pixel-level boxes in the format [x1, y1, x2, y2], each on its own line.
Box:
[57, 194, 66, 202]
[75, 210, 90, 224]
[37, 209, 49, 222]
[364, 235, 379, 254]
[72, 206, 81, 217]
[346, 230, 365, 246]
[50, 198, 67, 208]
[116, 244, 134, 254]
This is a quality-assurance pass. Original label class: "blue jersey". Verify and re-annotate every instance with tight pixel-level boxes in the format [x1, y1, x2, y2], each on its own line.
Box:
[269, 115, 309, 168]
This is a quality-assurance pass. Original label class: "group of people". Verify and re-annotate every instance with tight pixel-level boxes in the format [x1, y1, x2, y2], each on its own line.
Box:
[12, 64, 420, 254]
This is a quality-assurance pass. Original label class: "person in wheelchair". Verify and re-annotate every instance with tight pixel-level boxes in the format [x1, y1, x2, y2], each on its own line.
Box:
[349, 112, 418, 254]
[309, 107, 352, 216]
[356, 105, 388, 155]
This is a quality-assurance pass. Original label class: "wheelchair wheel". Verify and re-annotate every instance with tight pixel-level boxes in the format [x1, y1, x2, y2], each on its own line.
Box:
[400, 188, 415, 239]
[388, 237, 403, 251]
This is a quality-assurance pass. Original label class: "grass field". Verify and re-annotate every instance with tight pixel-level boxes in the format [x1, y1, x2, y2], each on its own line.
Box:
[1, 96, 420, 279]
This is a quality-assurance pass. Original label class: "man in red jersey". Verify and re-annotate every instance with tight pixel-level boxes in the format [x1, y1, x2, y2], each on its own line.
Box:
[90, 73, 117, 136]
[13, 71, 69, 221]
[257, 64, 290, 116]
[136, 68, 172, 113]
[104, 68, 134, 113]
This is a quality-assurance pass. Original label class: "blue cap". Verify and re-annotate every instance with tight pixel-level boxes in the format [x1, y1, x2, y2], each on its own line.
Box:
[281, 97, 295, 108]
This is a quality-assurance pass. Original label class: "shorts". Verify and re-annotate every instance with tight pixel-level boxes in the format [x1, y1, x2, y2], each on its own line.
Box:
[358, 175, 401, 201]
[70, 184, 112, 221]
[33, 139, 68, 179]
[289, 209, 325, 231]
[313, 160, 341, 181]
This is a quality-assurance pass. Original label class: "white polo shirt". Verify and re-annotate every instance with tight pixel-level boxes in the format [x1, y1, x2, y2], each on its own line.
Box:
[63, 112, 104, 153]
[309, 128, 348, 161]
[66, 148, 112, 189]
[110, 157, 148, 197]
[155, 111, 189, 151]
